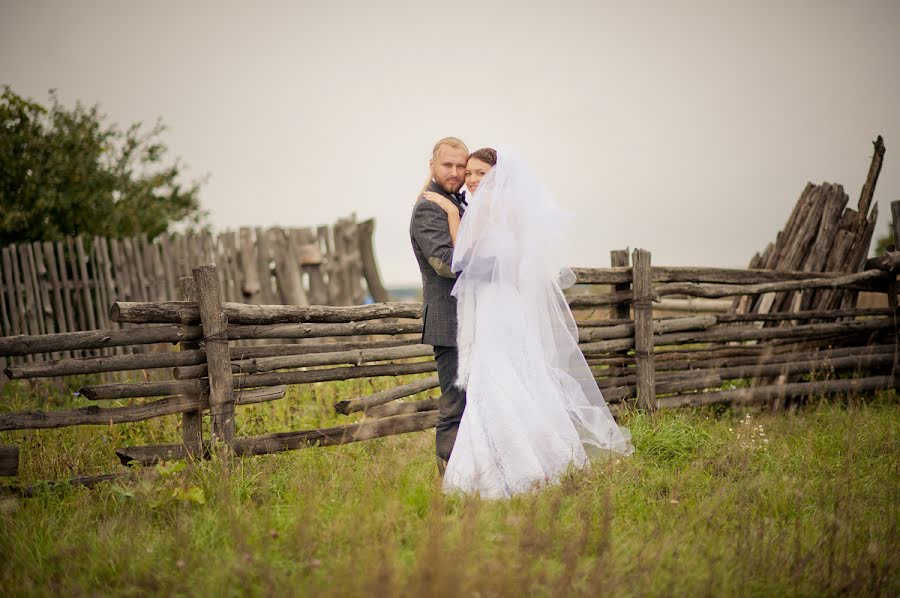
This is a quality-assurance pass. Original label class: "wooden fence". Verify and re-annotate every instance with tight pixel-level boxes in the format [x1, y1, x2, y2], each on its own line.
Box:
[1, 245, 898, 483]
[0, 215, 389, 361]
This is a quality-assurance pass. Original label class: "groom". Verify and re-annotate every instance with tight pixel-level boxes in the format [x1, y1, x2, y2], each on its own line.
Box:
[409, 136, 469, 475]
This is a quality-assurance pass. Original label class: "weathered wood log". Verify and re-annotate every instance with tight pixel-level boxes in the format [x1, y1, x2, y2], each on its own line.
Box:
[567, 289, 638, 308]
[657, 375, 893, 409]
[192, 266, 234, 445]
[715, 307, 895, 323]
[579, 338, 635, 355]
[109, 300, 423, 325]
[3, 338, 421, 379]
[174, 343, 434, 380]
[598, 369, 722, 393]
[864, 252, 900, 272]
[225, 320, 423, 340]
[577, 315, 716, 343]
[116, 411, 440, 466]
[366, 398, 439, 418]
[80, 360, 438, 400]
[0, 386, 286, 432]
[0, 319, 423, 358]
[857, 136, 885, 229]
[650, 343, 896, 373]
[653, 317, 893, 346]
[0, 446, 18, 476]
[653, 269, 889, 300]
[334, 375, 440, 414]
[573, 265, 881, 285]
[0, 324, 202, 357]
[600, 353, 892, 390]
[632, 249, 655, 409]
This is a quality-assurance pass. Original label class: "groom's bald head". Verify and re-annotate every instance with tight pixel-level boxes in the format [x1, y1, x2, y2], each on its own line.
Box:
[430, 137, 469, 194]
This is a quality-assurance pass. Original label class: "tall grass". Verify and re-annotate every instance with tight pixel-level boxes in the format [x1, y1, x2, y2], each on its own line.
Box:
[1, 377, 898, 596]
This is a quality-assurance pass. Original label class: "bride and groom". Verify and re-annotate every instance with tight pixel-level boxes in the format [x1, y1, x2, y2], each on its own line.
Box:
[409, 137, 632, 499]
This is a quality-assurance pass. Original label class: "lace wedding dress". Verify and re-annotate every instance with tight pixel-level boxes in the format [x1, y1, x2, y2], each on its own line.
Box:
[442, 147, 633, 499]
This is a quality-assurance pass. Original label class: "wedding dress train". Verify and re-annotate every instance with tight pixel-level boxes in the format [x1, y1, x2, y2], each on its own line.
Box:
[442, 147, 632, 499]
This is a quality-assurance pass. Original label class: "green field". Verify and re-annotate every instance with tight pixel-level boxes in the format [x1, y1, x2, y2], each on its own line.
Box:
[1, 377, 898, 596]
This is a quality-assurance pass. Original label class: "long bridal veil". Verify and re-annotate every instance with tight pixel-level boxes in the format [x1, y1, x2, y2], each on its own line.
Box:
[451, 146, 633, 459]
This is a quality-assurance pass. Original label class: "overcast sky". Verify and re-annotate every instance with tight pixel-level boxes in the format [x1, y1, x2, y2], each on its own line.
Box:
[2, 0, 898, 286]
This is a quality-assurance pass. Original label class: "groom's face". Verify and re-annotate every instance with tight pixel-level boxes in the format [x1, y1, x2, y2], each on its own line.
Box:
[430, 145, 468, 194]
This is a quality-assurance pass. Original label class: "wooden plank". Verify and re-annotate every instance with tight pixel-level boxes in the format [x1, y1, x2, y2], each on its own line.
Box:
[272, 228, 308, 306]
[193, 265, 235, 445]
[43, 241, 69, 358]
[9, 245, 29, 342]
[75, 236, 98, 333]
[357, 219, 390, 303]
[32, 242, 57, 336]
[0, 247, 16, 337]
[23, 242, 45, 337]
[254, 227, 275, 304]
[55, 241, 78, 356]
[157, 234, 178, 301]
[67, 237, 88, 333]
[238, 227, 261, 303]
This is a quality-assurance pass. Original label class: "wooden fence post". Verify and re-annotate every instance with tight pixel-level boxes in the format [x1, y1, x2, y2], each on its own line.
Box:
[178, 277, 204, 453]
[192, 265, 235, 447]
[632, 248, 656, 410]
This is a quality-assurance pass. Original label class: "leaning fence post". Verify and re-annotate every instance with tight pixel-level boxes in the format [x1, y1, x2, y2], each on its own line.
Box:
[632, 248, 656, 410]
[192, 265, 235, 447]
[178, 276, 204, 454]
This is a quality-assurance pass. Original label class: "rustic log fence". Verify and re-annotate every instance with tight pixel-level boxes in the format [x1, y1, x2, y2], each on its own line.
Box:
[0, 215, 389, 364]
[1, 234, 898, 482]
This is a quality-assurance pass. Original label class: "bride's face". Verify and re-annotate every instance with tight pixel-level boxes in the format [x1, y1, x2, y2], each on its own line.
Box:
[465, 158, 492, 194]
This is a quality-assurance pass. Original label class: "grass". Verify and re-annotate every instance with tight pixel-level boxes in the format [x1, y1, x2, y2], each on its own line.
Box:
[1, 375, 898, 596]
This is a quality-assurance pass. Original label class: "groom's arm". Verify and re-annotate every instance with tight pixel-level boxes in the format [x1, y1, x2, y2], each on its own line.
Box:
[412, 200, 456, 279]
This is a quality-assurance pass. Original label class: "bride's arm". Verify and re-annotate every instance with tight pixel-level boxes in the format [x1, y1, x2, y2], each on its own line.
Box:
[422, 192, 461, 246]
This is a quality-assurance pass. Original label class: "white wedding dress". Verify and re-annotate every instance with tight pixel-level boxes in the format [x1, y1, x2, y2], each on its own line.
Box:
[442, 147, 633, 499]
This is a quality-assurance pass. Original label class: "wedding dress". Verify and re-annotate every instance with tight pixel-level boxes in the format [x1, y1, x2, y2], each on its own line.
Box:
[442, 146, 633, 499]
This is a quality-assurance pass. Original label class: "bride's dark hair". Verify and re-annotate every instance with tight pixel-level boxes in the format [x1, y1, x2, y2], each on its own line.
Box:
[469, 147, 497, 166]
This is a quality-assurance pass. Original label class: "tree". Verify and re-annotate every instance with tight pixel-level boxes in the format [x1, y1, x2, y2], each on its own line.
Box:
[0, 87, 205, 244]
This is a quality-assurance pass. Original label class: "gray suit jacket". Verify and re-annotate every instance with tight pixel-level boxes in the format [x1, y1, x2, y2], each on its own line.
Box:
[409, 181, 466, 347]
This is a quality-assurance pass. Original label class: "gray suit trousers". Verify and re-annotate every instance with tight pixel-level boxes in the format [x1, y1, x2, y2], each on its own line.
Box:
[433, 345, 467, 462]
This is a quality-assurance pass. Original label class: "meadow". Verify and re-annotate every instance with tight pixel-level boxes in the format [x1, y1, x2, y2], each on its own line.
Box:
[1, 375, 898, 597]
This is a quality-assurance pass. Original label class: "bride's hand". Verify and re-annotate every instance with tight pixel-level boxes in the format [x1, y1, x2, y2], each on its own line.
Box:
[422, 192, 459, 216]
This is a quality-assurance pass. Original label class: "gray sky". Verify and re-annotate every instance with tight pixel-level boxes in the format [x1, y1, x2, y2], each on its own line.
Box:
[2, 0, 899, 286]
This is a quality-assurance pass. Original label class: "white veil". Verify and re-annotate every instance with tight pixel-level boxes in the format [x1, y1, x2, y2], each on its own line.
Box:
[451, 146, 632, 457]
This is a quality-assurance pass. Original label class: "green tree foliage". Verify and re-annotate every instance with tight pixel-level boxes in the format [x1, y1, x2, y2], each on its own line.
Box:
[873, 221, 894, 256]
[0, 87, 205, 244]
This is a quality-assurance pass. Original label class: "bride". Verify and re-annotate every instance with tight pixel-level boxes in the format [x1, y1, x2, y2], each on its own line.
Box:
[423, 146, 633, 499]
